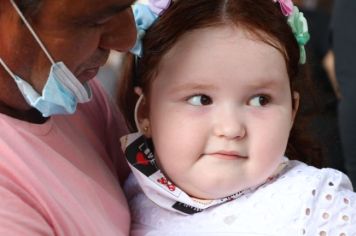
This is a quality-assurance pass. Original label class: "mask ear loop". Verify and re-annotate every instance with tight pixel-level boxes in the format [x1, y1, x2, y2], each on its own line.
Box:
[0, 58, 17, 80]
[9, 0, 55, 65]
[134, 93, 145, 133]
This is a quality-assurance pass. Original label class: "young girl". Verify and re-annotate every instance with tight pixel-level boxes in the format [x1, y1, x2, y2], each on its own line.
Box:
[119, 0, 356, 235]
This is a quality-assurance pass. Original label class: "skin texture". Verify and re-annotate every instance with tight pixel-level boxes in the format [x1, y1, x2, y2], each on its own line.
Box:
[0, 0, 136, 122]
[139, 26, 299, 200]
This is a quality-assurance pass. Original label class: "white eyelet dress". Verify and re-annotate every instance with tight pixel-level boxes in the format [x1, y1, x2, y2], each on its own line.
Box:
[124, 160, 356, 236]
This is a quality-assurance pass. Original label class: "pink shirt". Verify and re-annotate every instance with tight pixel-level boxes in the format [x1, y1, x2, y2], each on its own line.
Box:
[0, 80, 130, 235]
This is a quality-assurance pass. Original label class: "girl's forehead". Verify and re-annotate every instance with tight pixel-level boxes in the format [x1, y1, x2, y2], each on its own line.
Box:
[157, 26, 288, 82]
[150, 38, 289, 99]
[163, 25, 286, 65]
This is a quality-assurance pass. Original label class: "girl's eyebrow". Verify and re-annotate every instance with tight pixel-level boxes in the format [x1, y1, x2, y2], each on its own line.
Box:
[170, 83, 217, 92]
[168, 76, 285, 94]
[246, 77, 284, 89]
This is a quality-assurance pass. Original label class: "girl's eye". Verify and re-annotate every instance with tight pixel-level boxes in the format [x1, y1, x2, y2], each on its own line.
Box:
[249, 95, 270, 107]
[187, 94, 212, 106]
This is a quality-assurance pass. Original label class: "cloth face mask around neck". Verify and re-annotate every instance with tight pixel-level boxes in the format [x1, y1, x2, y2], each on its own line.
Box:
[0, 0, 91, 117]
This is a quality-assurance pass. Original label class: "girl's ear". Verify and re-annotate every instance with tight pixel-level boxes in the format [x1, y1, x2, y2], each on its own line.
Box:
[135, 94, 152, 137]
[291, 91, 300, 126]
[138, 117, 151, 137]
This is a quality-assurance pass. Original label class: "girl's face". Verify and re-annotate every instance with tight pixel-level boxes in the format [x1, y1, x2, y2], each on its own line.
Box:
[144, 26, 298, 199]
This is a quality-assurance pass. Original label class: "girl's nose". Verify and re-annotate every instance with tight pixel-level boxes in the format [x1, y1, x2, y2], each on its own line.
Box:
[213, 106, 246, 140]
[99, 8, 137, 52]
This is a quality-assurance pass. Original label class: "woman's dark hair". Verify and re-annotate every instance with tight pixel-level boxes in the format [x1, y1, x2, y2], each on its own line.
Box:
[118, 0, 323, 167]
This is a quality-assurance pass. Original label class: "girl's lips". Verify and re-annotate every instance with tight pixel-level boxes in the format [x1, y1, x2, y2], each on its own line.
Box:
[77, 67, 100, 82]
[207, 152, 247, 160]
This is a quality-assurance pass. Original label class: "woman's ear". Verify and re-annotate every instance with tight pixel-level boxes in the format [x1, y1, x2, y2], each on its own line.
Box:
[291, 91, 300, 125]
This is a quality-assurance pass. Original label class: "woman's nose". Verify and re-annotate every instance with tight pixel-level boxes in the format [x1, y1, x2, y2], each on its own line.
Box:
[213, 106, 246, 140]
[99, 8, 137, 52]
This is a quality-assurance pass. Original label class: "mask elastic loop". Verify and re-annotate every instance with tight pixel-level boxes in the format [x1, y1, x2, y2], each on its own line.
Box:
[10, 0, 55, 65]
[0, 58, 17, 79]
[134, 94, 145, 133]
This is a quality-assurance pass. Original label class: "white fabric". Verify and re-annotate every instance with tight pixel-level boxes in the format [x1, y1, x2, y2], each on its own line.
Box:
[124, 160, 356, 236]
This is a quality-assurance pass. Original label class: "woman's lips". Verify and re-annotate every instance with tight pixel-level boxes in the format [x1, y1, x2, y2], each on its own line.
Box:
[77, 67, 100, 82]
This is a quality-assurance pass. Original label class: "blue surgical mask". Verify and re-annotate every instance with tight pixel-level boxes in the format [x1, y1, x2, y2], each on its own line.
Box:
[0, 0, 91, 117]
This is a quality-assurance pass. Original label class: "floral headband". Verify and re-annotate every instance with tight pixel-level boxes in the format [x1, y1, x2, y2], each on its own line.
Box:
[130, 0, 310, 64]
[273, 0, 310, 64]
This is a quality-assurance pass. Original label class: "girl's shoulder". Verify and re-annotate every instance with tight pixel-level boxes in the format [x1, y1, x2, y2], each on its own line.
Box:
[273, 160, 356, 235]
[279, 159, 354, 194]
[274, 160, 355, 211]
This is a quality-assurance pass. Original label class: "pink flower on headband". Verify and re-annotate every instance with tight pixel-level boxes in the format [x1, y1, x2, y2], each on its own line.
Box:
[273, 0, 294, 16]
[148, 0, 172, 15]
